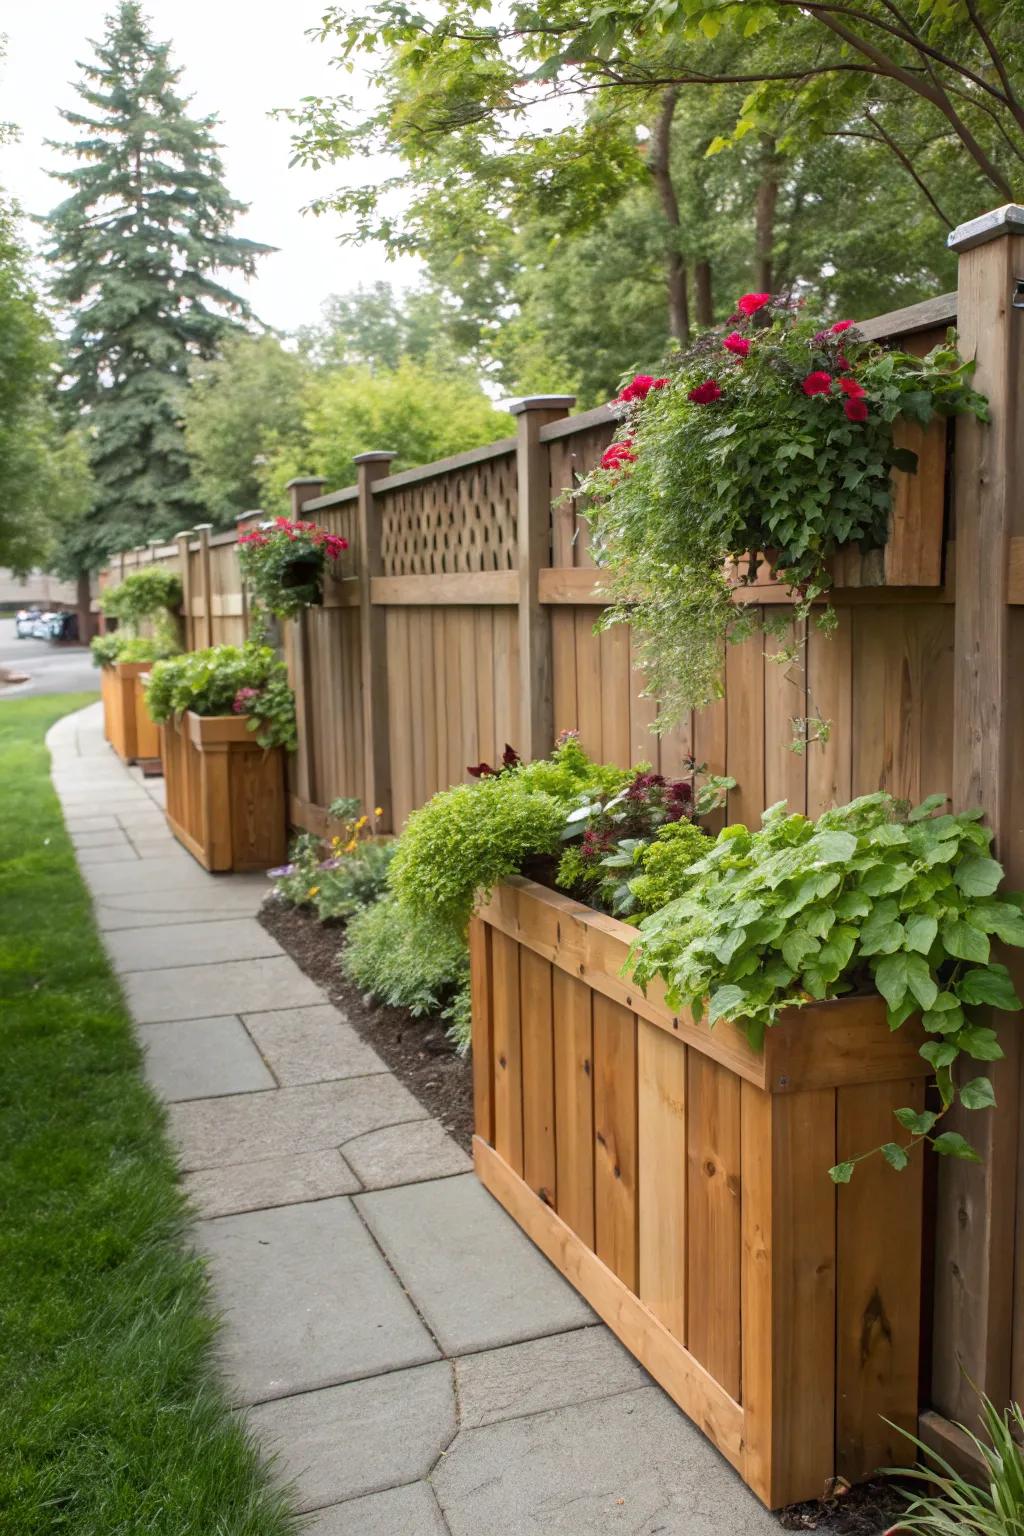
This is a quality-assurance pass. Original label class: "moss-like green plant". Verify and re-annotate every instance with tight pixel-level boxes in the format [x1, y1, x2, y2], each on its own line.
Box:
[341, 893, 470, 1050]
[627, 819, 712, 916]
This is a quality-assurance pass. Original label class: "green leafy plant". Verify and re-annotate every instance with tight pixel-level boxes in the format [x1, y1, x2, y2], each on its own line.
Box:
[623, 819, 714, 919]
[270, 799, 393, 920]
[885, 1391, 1024, 1536]
[144, 644, 297, 751]
[100, 568, 182, 625]
[579, 304, 988, 727]
[631, 793, 1024, 1176]
[556, 763, 732, 916]
[342, 893, 471, 1052]
[89, 632, 177, 669]
[390, 735, 631, 930]
[238, 516, 348, 620]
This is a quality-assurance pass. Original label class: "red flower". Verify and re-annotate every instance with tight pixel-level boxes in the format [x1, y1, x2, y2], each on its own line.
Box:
[839, 378, 865, 398]
[688, 379, 722, 405]
[601, 439, 637, 469]
[831, 320, 854, 333]
[737, 292, 772, 317]
[802, 371, 833, 397]
[844, 397, 869, 422]
[722, 332, 749, 358]
[617, 374, 669, 403]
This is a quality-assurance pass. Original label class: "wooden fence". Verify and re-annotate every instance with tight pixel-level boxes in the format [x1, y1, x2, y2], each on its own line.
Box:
[98, 203, 1024, 1473]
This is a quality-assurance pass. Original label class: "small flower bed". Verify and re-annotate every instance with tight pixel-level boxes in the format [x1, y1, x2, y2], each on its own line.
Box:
[145, 644, 297, 751]
[582, 297, 988, 726]
[238, 516, 348, 620]
[269, 798, 393, 921]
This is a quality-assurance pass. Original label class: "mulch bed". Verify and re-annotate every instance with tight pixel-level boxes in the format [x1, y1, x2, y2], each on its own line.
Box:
[260, 894, 910, 1536]
[258, 897, 474, 1151]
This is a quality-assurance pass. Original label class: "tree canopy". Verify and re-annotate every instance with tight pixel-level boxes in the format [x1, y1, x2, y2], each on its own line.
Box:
[44, 1, 271, 569]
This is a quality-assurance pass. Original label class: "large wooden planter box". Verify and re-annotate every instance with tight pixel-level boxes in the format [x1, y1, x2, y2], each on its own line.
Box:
[100, 661, 161, 764]
[161, 711, 287, 872]
[471, 877, 930, 1509]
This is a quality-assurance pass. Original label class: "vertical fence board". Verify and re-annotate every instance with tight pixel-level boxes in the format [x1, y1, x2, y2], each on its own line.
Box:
[638, 1021, 687, 1344]
[725, 618, 765, 826]
[520, 948, 557, 1207]
[592, 995, 638, 1289]
[552, 970, 595, 1247]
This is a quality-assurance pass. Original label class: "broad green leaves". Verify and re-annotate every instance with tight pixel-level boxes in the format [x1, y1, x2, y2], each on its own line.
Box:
[631, 791, 1024, 1179]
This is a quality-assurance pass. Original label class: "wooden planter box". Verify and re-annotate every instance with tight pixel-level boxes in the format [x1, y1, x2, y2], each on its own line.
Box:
[161, 711, 287, 872]
[471, 877, 930, 1509]
[100, 661, 161, 764]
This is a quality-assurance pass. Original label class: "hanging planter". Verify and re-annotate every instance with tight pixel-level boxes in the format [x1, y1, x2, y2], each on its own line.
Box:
[238, 516, 348, 621]
[577, 298, 988, 730]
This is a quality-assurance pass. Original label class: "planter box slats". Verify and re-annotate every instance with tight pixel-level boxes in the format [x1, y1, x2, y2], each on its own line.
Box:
[99, 661, 160, 765]
[162, 712, 286, 872]
[472, 878, 929, 1508]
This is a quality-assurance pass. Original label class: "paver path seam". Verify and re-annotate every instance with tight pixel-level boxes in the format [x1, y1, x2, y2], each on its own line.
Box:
[48, 703, 785, 1536]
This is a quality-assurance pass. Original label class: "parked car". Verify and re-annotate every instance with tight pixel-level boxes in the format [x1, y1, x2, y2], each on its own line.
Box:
[47, 611, 79, 643]
[30, 611, 58, 639]
[14, 607, 43, 638]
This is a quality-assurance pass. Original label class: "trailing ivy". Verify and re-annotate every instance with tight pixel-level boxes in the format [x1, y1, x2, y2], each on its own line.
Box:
[578, 302, 988, 728]
[630, 793, 1024, 1177]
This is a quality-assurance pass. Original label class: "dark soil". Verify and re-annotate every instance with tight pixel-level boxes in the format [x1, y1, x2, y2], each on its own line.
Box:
[260, 895, 910, 1536]
[258, 897, 474, 1152]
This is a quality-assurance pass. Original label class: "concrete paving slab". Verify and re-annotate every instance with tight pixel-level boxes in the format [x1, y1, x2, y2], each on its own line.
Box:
[356, 1175, 593, 1355]
[70, 830, 132, 849]
[198, 1198, 439, 1404]
[247, 1362, 455, 1510]
[306, 1483, 447, 1535]
[243, 1005, 386, 1086]
[139, 1016, 275, 1101]
[434, 1386, 780, 1536]
[123, 956, 321, 1022]
[342, 1119, 471, 1190]
[63, 815, 119, 833]
[105, 918, 283, 974]
[455, 1326, 648, 1429]
[82, 854, 216, 896]
[170, 1077, 427, 1170]
[183, 1148, 360, 1218]
[76, 843, 141, 864]
[93, 890, 265, 928]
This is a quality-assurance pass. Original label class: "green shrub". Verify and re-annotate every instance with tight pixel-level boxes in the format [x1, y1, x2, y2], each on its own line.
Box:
[342, 893, 470, 1049]
[626, 819, 712, 916]
[890, 1391, 1024, 1535]
[390, 736, 632, 930]
[100, 568, 182, 625]
[145, 644, 296, 751]
[632, 792, 1024, 1176]
[89, 633, 177, 669]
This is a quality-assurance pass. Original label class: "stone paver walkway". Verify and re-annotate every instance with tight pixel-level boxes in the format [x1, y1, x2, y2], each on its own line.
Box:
[48, 702, 779, 1535]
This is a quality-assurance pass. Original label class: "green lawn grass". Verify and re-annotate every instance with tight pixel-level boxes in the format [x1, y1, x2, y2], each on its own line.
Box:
[0, 695, 299, 1535]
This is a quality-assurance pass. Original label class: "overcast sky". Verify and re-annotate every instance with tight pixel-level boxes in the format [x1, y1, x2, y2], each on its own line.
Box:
[1, 1, 421, 334]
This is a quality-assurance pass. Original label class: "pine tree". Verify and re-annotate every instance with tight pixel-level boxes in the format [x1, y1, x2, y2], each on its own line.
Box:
[44, 2, 271, 566]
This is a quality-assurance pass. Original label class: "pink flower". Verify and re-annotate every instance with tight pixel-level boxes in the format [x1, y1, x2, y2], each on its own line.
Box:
[802, 371, 833, 397]
[232, 686, 261, 715]
[722, 332, 749, 358]
[844, 397, 869, 422]
[831, 320, 854, 333]
[737, 292, 772, 317]
[839, 378, 865, 399]
[617, 374, 669, 403]
[688, 379, 722, 405]
[601, 439, 637, 470]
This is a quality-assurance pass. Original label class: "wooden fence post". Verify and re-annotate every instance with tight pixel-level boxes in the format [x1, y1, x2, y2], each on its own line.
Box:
[354, 453, 396, 830]
[930, 204, 1024, 1439]
[510, 395, 576, 758]
[194, 524, 214, 649]
[175, 532, 194, 650]
[284, 480, 327, 810]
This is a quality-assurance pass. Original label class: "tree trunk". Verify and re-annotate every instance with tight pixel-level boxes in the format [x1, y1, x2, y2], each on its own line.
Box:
[76, 571, 95, 644]
[694, 259, 714, 326]
[754, 136, 780, 292]
[648, 89, 689, 346]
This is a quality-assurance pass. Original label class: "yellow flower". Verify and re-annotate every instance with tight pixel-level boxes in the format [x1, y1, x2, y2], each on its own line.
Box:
[331, 835, 342, 849]
[308, 886, 320, 898]
[355, 815, 367, 830]
[374, 807, 383, 817]
[344, 838, 358, 853]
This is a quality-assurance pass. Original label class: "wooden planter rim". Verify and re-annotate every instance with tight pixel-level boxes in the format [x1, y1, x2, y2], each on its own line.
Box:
[103, 659, 154, 679]
[178, 710, 258, 748]
[479, 876, 929, 1095]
